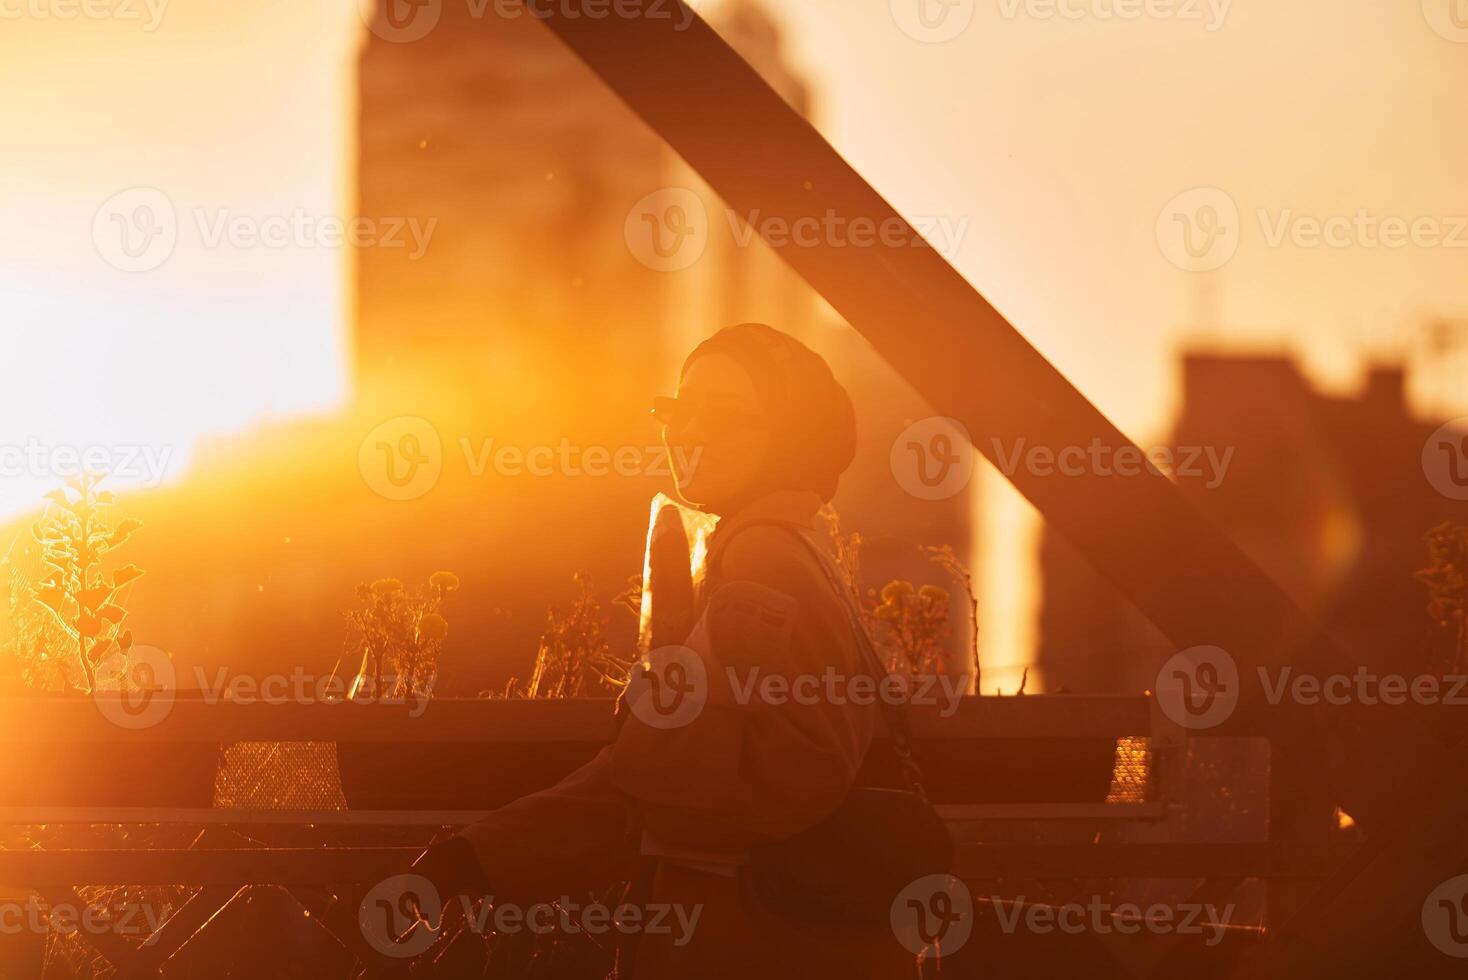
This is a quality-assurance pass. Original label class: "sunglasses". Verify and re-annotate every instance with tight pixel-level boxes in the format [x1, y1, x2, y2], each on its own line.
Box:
[650, 395, 769, 436]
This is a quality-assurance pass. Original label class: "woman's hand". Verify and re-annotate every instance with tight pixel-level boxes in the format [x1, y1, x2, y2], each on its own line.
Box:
[409, 835, 489, 901]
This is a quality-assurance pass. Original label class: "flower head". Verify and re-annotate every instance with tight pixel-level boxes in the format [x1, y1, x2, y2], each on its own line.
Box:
[919, 584, 950, 605]
[370, 578, 404, 598]
[880, 580, 914, 604]
[418, 612, 449, 643]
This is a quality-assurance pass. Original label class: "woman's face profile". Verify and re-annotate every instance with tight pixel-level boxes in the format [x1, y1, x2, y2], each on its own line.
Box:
[661, 352, 772, 511]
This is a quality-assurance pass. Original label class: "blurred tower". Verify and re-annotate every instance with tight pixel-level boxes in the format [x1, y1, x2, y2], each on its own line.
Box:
[356, 0, 671, 422]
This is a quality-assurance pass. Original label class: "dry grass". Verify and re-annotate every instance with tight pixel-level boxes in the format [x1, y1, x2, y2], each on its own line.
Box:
[503, 572, 635, 700]
[339, 571, 460, 702]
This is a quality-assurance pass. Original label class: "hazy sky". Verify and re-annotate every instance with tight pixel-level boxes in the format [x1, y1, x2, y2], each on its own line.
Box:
[0, 0, 358, 517]
[3, 0, 1466, 682]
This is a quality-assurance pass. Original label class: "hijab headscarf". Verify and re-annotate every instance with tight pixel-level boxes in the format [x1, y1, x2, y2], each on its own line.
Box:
[681, 323, 857, 505]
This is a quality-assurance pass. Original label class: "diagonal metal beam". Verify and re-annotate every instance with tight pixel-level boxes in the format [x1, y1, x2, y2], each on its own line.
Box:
[515, 3, 1468, 975]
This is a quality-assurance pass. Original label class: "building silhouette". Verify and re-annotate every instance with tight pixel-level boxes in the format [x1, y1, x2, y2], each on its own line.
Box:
[1037, 351, 1468, 694]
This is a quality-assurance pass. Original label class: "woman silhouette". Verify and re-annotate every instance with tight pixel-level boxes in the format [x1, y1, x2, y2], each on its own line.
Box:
[413, 323, 916, 977]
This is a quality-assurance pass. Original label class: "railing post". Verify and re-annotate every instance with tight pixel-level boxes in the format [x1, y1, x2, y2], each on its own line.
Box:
[1265, 732, 1338, 940]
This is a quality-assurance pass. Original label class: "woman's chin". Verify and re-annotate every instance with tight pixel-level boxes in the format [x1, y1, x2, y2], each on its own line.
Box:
[673, 478, 739, 513]
[673, 464, 762, 513]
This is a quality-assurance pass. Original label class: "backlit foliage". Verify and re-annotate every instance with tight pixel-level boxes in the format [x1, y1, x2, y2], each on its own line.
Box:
[819, 503, 975, 687]
[15, 474, 144, 693]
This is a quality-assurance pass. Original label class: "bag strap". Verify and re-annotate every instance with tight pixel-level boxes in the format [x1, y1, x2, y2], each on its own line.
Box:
[712, 518, 931, 803]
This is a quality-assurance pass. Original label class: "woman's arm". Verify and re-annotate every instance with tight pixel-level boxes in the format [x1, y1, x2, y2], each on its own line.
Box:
[445, 745, 641, 902]
[612, 524, 877, 849]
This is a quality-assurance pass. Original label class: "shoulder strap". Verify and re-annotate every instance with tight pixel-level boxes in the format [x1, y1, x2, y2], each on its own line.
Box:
[713, 518, 930, 803]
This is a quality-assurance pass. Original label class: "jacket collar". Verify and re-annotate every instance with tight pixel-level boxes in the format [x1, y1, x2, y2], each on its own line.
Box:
[704, 489, 823, 572]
